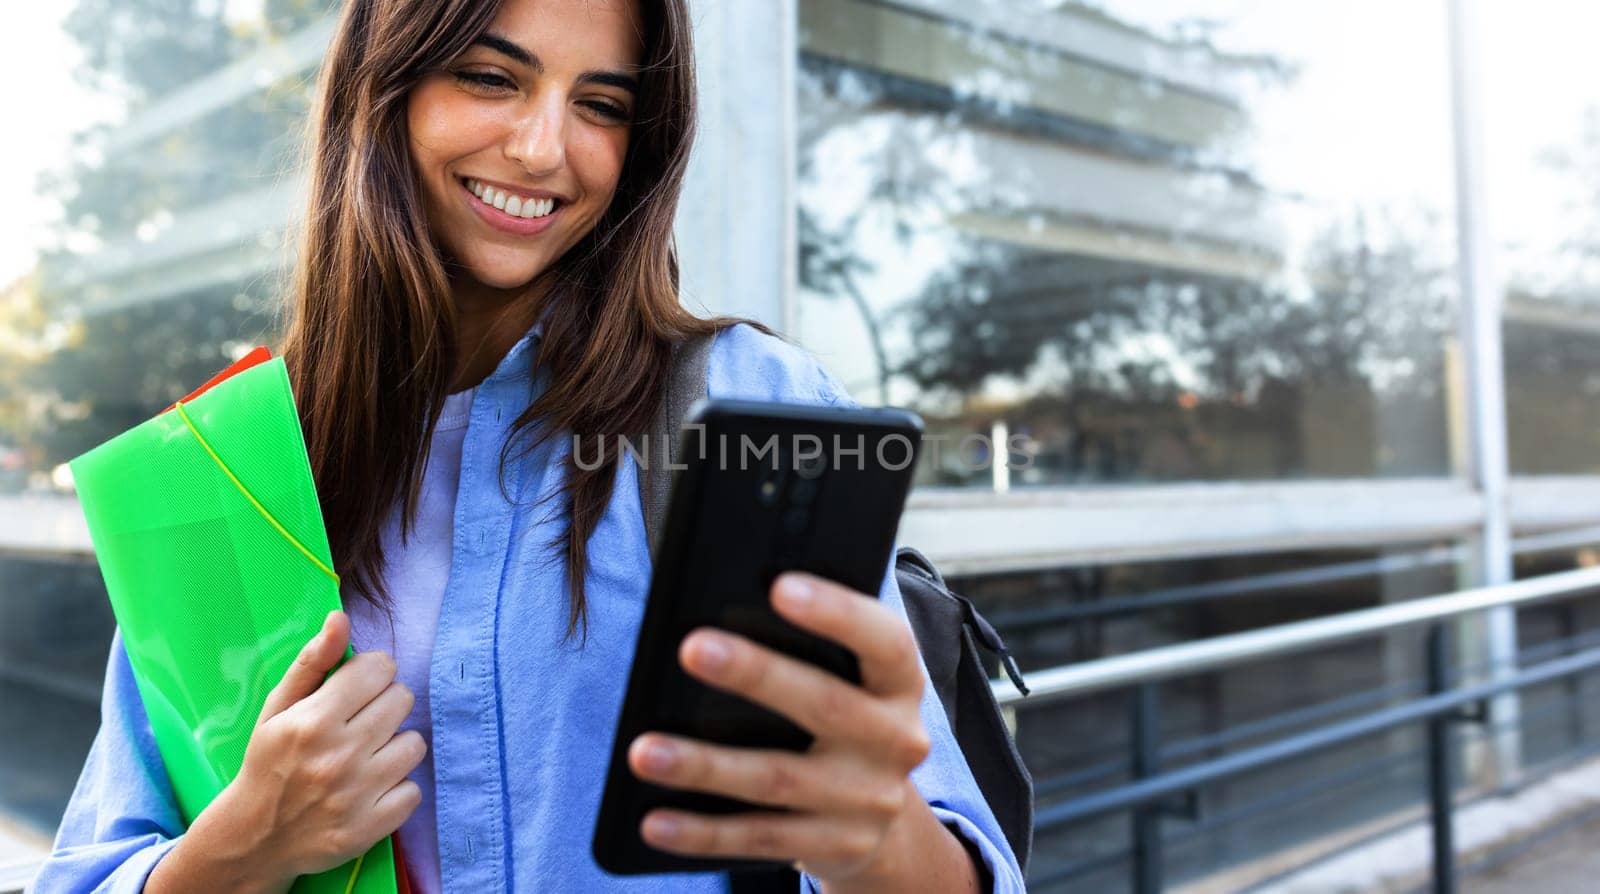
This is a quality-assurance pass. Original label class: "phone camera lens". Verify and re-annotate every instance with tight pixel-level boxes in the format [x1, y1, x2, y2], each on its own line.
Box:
[796, 454, 825, 479]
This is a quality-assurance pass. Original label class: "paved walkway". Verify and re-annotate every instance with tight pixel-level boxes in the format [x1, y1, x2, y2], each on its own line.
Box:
[1260, 755, 1600, 893]
[1466, 811, 1600, 894]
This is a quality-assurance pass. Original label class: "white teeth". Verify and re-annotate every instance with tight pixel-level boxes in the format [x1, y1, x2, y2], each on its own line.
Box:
[466, 179, 558, 218]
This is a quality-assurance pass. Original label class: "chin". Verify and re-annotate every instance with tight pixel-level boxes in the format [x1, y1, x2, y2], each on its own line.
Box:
[474, 267, 545, 291]
[459, 252, 550, 292]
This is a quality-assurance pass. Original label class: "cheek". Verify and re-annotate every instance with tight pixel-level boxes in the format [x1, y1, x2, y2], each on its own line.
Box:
[406, 82, 455, 165]
[573, 128, 631, 205]
[406, 82, 505, 177]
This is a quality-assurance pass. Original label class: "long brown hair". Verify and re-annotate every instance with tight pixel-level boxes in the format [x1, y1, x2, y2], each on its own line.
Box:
[279, 0, 740, 638]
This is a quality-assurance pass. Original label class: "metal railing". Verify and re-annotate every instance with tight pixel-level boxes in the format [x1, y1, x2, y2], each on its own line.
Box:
[8, 565, 1600, 893]
[995, 564, 1600, 892]
[985, 523, 1600, 633]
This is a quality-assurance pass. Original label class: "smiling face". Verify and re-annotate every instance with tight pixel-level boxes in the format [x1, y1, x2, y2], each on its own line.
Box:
[407, 0, 644, 293]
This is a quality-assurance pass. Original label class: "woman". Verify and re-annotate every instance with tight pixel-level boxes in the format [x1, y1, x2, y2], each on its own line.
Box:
[37, 1, 1023, 891]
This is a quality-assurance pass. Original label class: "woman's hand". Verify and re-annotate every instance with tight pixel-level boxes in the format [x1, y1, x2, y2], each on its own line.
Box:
[627, 572, 980, 892]
[151, 610, 426, 893]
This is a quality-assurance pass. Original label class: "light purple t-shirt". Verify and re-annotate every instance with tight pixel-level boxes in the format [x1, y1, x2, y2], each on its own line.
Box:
[344, 386, 476, 894]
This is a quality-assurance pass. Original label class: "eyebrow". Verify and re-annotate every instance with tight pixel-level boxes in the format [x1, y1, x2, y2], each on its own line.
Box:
[471, 33, 640, 96]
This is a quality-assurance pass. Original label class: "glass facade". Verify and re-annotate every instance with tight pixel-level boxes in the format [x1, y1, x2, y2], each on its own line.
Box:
[4, 4, 321, 484]
[797, 0, 1460, 487]
[0, 0, 326, 851]
[3, 0, 1600, 889]
[1511, 536, 1600, 769]
[1483, 1, 1600, 474]
[0, 556, 110, 836]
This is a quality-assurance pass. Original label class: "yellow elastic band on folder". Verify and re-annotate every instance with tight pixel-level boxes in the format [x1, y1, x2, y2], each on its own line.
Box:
[174, 400, 340, 584]
[343, 854, 366, 894]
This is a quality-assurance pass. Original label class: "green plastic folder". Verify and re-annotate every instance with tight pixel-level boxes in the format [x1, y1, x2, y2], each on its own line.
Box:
[70, 355, 397, 894]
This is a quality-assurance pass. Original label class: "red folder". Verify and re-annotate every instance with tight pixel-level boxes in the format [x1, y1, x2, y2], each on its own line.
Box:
[162, 345, 274, 414]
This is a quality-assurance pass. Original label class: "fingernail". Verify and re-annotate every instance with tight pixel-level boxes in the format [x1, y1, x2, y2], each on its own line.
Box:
[779, 574, 814, 606]
[644, 814, 681, 842]
[693, 634, 731, 670]
[641, 739, 676, 773]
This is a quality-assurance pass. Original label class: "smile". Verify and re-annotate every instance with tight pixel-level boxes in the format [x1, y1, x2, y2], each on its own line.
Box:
[459, 177, 563, 236]
[462, 178, 561, 219]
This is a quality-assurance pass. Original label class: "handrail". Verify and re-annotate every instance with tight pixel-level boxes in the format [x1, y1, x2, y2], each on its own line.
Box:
[989, 524, 1600, 631]
[1031, 644, 1600, 831]
[996, 564, 1600, 706]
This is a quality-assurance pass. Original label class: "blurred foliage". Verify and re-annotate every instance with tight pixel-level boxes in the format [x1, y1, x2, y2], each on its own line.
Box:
[0, 275, 52, 451]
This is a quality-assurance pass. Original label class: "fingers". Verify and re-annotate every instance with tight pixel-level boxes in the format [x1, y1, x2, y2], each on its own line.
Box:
[678, 629, 926, 765]
[368, 730, 427, 783]
[369, 778, 423, 837]
[769, 573, 925, 697]
[640, 807, 883, 871]
[629, 733, 910, 816]
[260, 611, 348, 722]
[348, 681, 415, 747]
[302, 650, 399, 724]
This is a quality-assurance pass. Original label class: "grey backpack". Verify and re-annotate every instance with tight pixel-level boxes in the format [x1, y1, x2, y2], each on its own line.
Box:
[635, 335, 1034, 881]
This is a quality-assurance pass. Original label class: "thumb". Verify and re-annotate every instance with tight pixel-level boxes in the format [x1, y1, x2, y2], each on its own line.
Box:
[259, 610, 348, 723]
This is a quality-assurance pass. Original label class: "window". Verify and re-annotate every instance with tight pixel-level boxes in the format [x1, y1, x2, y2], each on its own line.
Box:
[1483, 2, 1600, 474]
[797, 0, 1461, 487]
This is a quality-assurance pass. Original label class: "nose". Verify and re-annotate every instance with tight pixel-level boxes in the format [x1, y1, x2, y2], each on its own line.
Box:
[504, 91, 566, 177]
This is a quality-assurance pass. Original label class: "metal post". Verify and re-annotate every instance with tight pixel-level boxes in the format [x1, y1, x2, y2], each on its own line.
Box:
[1446, 0, 1521, 790]
[1130, 683, 1163, 894]
[1426, 624, 1458, 894]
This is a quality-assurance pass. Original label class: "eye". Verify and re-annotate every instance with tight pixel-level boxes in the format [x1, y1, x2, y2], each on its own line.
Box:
[580, 100, 630, 123]
[452, 69, 516, 94]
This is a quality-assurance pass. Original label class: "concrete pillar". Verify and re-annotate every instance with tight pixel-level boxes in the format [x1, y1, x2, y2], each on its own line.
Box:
[674, 0, 797, 332]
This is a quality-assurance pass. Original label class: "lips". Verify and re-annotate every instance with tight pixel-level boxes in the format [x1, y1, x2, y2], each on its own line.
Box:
[459, 177, 562, 236]
[462, 177, 560, 219]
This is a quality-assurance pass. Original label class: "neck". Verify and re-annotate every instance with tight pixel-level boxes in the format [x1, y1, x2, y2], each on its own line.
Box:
[449, 274, 551, 393]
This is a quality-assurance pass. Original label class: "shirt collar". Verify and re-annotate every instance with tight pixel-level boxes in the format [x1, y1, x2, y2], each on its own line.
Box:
[482, 305, 550, 386]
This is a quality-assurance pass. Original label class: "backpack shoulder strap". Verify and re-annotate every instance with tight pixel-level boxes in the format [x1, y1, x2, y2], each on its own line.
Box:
[639, 332, 715, 560]
[895, 547, 1034, 872]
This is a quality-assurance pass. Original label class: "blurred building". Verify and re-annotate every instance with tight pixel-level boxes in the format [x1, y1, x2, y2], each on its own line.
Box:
[4, 1, 1600, 890]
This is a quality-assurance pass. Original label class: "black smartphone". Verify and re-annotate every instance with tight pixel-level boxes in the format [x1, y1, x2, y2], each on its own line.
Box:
[592, 398, 924, 876]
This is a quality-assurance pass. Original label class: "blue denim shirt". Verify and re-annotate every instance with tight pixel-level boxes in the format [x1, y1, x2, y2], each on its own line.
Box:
[36, 323, 1025, 893]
